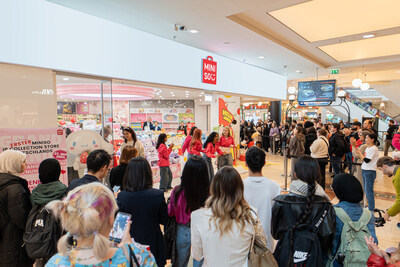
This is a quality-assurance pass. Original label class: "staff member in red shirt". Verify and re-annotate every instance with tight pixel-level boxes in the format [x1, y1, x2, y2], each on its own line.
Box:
[203, 132, 223, 182]
[218, 126, 235, 169]
[156, 133, 174, 192]
[189, 129, 203, 156]
[182, 127, 197, 159]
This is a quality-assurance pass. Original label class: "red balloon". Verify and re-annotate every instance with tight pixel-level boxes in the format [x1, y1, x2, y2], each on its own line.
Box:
[108, 117, 113, 122]
[71, 117, 77, 123]
[237, 108, 241, 115]
[59, 120, 66, 126]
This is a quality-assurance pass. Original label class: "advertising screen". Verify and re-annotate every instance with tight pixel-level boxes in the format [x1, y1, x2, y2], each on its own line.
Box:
[298, 80, 336, 102]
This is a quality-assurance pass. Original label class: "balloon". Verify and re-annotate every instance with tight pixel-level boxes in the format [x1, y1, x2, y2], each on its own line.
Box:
[108, 117, 113, 122]
[71, 117, 77, 123]
[237, 108, 241, 115]
[80, 152, 89, 164]
[59, 120, 66, 126]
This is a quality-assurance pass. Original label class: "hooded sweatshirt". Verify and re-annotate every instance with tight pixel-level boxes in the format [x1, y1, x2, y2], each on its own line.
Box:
[30, 181, 67, 206]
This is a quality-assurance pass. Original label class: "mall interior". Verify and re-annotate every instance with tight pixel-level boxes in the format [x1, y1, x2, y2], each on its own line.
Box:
[1, 0, 400, 266]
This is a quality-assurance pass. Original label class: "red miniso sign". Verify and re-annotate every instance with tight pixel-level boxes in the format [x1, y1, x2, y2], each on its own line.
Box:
[202, 56, 217, 85]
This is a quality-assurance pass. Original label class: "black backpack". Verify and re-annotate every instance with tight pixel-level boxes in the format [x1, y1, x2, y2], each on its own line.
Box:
[23, 204, 61, 260]
[274, 207, 328, 267]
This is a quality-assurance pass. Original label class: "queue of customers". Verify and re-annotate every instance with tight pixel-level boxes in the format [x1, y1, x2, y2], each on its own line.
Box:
[1, 139, 399, 266]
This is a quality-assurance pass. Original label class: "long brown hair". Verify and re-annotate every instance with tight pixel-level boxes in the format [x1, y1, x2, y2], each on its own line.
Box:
[206, 166, 254, 236]
[190, 129, 202, 150]
[119, 146, 137, 165]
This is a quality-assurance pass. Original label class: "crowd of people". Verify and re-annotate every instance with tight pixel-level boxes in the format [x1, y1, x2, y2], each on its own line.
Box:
[1, 117, 400, 266]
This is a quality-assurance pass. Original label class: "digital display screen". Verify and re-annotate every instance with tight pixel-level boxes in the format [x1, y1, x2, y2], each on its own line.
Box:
[297, 80, 336, 102]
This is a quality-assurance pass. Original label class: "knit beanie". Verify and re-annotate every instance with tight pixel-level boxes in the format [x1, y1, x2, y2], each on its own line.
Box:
[38, 158, 61, 184]
[304, 121, 314, 129]
[332, 173, 363, 203]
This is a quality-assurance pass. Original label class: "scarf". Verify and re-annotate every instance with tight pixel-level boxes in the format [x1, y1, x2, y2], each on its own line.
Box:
[30, 181, 67, 206]
[290, 179, 330, 201]
[0, 150, 26, 176]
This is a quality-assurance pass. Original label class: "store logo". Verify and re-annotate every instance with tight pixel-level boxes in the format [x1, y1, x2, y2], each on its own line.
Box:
[32, 89, 54, 95]
[202, 56, 217, 85]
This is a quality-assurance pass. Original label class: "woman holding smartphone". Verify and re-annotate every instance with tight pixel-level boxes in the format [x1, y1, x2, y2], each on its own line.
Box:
[156, 133, 174, 192]
[45, 183, 156, 266]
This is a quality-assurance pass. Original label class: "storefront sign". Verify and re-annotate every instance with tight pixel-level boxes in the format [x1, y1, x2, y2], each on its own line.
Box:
[0, 128, 68, 190]
[243, 104, 269, 110]
[298, 101, 331, 107]
[219, 98, 234, 126]
[202, 56, 217, 85]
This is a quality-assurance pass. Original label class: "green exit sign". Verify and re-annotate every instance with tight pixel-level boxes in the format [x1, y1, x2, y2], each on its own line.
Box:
[330, 69, 339, 74]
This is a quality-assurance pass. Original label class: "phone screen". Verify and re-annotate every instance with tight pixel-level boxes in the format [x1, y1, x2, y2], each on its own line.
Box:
[112, 185, 121, 193]
[109, 212, 131, 243]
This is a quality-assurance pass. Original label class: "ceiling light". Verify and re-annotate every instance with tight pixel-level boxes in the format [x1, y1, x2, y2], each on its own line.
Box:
[258, 56, 265, 59]
[337, 90, 346, 97]
[185, 91, 189, 93]
[363, 34, 375, 39]
[170, 92, 174, 94]
[360, 83, 370, 91]
[288, 95, 296, 101]
[295, 70, 302, 73]
[258, 102, 262, 106]
[352, 78, 362, 88]
[189, 29, 199, 33]
[63, 77, 70, 81]
[288, 86, 296, 94]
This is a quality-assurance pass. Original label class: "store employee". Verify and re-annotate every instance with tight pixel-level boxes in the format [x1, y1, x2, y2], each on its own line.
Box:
[178, 122, 187, 135]
[143, 116, 154, 131]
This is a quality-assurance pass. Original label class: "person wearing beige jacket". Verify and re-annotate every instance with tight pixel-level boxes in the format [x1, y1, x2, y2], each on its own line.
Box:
[310, 128, 329, 189]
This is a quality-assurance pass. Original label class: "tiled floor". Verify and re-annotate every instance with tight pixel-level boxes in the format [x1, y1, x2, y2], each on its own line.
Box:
[157, 151, 399, 265]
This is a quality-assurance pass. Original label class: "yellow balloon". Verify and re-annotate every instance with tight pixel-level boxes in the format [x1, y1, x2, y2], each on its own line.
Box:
[184, 157, 187, 162]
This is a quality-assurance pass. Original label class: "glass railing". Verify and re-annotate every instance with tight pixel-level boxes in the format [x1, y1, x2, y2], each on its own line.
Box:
[339, 87, 399, 125]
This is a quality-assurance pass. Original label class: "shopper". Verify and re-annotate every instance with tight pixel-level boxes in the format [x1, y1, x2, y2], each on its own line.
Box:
[376, 157, 400, 222]
[118, 157, 168, 267]
[243, 147, 281, 251]
[154, 121, 162, 131]
[182, 126, 197, 159]
[305, 126, 318, 155]
[191, 166, 256, 266]
[328, 173, 377, 266]
[67, 149, 111, 192]
[392, 126, 400, 151]
[355, 133, 380, 211]
[280, 123, 290, 156]
[168, 156, 210, 267]
[329, 123, 347, 177]
[178, 122, 187, 135]
[143, 116, 154, 131]
[269, 122, 280, 154]
[351, 130, 370, 198]
[363, 119, 378, 135]
[263, 121, 271, 152]
[272, 156, 335, 265]
[157, 133, 174, 192]
[218, 126, 235, 169]
[202, 132, 223, 182]
[310, 128, 330, 189]
[189, 128, 203, 156]
[384, 120, 397, 156]
[0, 150, 33, 267]
[46, 183, 156, 266]
[120, 127, 145, 157]
[109, 146, 137, 190]
[288, 126, 306, 180]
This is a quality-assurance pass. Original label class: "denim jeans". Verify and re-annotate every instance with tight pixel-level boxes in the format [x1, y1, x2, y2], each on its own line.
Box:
[330, 155, 342, 176]
[176, 224, 203, 267]
[345, 152, 353, 174]
[159, 166, 172, 191]
[362, 169, 376, 211]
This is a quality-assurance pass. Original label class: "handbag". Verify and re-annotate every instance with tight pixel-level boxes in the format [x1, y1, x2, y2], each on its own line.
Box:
[248, 216, 278, 267]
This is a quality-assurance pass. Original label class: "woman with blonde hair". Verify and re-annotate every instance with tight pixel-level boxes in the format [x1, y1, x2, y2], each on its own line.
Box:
[45, 183, 156, 266]
[191, 166, 257, 266]
[0, 150, 33, 267]
[218, 126, 235, 169]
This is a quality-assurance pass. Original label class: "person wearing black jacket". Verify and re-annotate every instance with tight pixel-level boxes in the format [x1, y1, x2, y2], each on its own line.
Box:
[263, 121, 271, 152]
[305, 126, 318, 155]
[272, 156, 335, 265]
[177, 122, 187, 135]
[0, 150, 33, 267]
[67, 149, 111, 192]
[329, 123, 347, 177]
[109, 146, 137, 191]
[384, 119, 397, 156]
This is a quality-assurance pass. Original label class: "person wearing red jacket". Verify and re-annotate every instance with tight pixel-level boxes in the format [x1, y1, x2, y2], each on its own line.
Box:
[218, 126, 235, 169]
[203, 132, 223, 182]
[157, 133, 174, 192]
[366, 236, 400, 267]
[392, 127, 400, 151]
[182, 126, 197, 159]
[189, 129, 204, 156]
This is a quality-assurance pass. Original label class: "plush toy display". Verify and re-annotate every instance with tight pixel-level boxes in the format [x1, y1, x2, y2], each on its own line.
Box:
[66, 130, 114, 170]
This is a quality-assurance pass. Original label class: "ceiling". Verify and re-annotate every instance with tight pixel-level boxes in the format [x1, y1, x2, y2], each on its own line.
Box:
[48, 0, 400, 100]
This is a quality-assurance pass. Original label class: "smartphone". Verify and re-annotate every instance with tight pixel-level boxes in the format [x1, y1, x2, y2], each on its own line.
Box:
[109, 212, 131, 243]
[112, 185, 121, 193]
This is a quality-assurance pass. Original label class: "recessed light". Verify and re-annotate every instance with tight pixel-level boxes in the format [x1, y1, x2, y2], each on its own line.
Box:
[295, 70, 302, 73]
[170, 92, 174, 94]
[258, 56, 265, 59]
[63, 77, 70, 81]
[189, 29, 198, 33]
[363, 34, 375, 39]
[185, 91, 189, 93]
